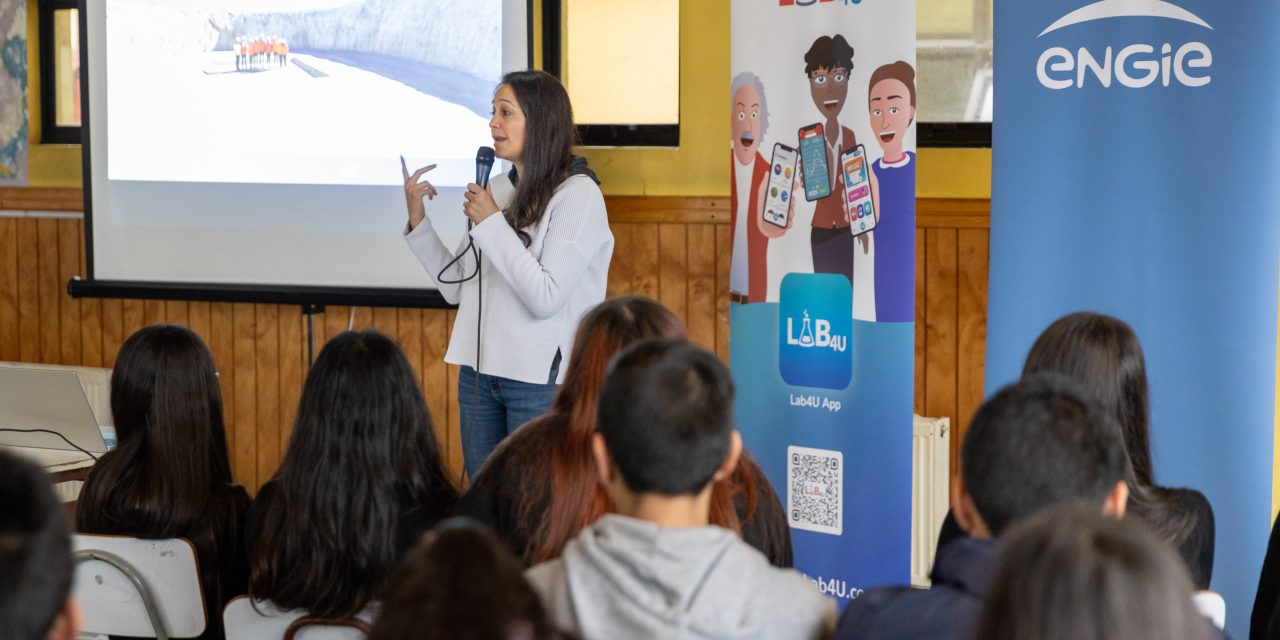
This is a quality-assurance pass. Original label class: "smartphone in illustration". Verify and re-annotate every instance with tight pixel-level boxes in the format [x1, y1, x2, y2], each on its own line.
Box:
[840, 144, 877, 236]
[762, 143, 798, 229]
[798, 123, 831, 201]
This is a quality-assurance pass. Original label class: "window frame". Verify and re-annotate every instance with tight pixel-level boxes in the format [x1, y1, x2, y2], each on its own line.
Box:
[38, 0, 83, 145]
[541, 0, 680, 147]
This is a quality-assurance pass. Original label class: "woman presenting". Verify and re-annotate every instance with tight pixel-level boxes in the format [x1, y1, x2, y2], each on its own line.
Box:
[401, 70, 613, 482]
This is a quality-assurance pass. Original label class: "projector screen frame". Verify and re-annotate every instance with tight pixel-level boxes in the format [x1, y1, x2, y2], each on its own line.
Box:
[71, 0, 534, 310]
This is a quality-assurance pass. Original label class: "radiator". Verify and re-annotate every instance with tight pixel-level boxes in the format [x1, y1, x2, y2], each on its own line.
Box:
[0, 361, 113, 429]
[912, 414, 951, 587]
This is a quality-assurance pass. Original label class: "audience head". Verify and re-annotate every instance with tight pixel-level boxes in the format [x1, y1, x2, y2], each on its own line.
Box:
[250, 330, 457, 620]
[975, 505, 1213, 640]
[956, 374, 1129, 538]
[594, 339, 742, 502]
[0, 451, 81, 640]
[78, 324, 232, 535]
[1022, 312, 1153, 484]
[522, 296, 686, 564]
[372, 519, 562, 640]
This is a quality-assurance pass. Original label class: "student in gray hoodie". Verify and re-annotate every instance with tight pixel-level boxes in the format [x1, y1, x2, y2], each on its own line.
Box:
[525, 339, 835, 640]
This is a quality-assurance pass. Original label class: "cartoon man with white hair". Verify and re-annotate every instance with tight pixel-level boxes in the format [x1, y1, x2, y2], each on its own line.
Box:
[730, 72, 790, 304]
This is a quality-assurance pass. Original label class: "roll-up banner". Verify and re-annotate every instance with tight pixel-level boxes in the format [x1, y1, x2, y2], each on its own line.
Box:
[730, 0, 915, 602]
[989, 2, 1280, 636]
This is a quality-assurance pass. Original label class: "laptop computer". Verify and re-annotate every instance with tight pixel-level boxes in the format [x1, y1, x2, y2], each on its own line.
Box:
[0, 367, 107, 469]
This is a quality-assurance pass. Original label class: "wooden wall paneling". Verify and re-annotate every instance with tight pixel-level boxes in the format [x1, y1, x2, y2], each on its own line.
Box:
[914, 228, 926, 416]
[444, 310, 464, 485]
[254, 304, 281, 492]
[606, 223, 633, 298]
[924, 229, 960, 471]
[37, 220, 61, 363]
[121, 300, 146, 343]
[100, 299, 123, 368]
[209, 302, 236, 465]
[0, 218, 18, 361]
[77, 224, 103, 368]
[714, 224, 731, 363]
[323, 305, 347, 345]
[686, 224, 716, 351]
[633, 224, 659, 299]
[188, 302, 212, 347]
[421, 310, 453, 482]
[657, 223, 688, 327]
[142, 299, 164, 328]
[277, 306, 305, 456]
[373, 306, 398, 338]
[956, 229, 989, 454]
[166, 300, 189, 329]
[57, 220, 81, 365]
[232, 302, 258, 490]
[16, 220, 39, 362]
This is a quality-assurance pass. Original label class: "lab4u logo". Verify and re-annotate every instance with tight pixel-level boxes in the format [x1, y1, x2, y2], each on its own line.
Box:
[778, 273, 852, 390]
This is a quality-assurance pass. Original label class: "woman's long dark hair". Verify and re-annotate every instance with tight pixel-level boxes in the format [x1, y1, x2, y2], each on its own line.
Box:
[371, 519, 562, 640]
[76, 325, 241, 621]
[77, 324, 234, 540]
[501, 69, 578, 247]
[248, 330, 458, 620]
[1021, 312, 1196, 567]
[975, 505, 1213, 640]
[1023, 312, 1154, 484]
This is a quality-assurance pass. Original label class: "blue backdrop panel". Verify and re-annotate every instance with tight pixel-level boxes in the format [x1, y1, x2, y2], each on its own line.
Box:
[732, 302, 913, 603]
[990, 1, 1280, 635]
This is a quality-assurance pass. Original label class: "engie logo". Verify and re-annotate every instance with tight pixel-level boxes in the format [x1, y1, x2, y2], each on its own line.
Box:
[1036, 0, 1212, 90]
[779, 273, 852, 390]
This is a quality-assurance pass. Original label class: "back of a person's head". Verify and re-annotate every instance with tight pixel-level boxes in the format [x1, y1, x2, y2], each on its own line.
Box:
[1021, 311, 1153, 484]
[0, 451, 76, 640]
[372, 519, 562, 640]
[962, 374, 1128, 536]
[78, 323, 232, 537]
[975, 505, 1213, 640]
[250, 330, 458, 620]
[596, 339, 734, 496]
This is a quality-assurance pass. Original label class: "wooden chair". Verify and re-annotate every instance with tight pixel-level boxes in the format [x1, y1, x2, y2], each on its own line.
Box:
[71, 534, 206, 639]
[223, 596, 375, 639]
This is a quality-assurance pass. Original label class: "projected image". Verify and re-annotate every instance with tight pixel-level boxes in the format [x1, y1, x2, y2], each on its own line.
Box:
[105, 0, 501, 186]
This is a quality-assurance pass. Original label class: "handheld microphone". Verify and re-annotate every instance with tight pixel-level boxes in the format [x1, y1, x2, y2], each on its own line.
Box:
[476, 146, 495, 188]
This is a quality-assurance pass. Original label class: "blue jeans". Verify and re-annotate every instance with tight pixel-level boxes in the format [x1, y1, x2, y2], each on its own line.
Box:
[458, 365, 558, 482]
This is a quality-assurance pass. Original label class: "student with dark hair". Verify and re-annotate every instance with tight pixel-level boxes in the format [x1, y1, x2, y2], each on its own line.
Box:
[1022, 312, 1214, 588]
[371, 519, 569, 640]
[526, 339, 833, 640]
[977, 505, 1215, 640]
[1, 451, 82, 640]
[836, 374, 1130, 640]
[77, 324, 249, 640]
[247, 330, 458, 621]
[935, 312, 1215, 589]
[402, 69, 613, 481]
[459, 295, 791, 567]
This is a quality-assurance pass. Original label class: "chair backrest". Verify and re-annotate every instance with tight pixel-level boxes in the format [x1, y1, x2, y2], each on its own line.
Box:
[71, 534, 206, 639]
[1193, 590, 1226, 630]
[223, 597, 375, 640]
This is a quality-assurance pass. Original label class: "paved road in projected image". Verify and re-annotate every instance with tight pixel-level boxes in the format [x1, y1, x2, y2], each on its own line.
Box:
[107, 49, 492, 186]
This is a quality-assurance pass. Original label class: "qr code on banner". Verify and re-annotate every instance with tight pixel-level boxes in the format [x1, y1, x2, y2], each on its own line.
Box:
[787, 446, 843, 535]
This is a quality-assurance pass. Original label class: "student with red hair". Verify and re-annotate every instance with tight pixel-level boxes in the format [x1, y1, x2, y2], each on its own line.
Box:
[459, 295, 791, 567]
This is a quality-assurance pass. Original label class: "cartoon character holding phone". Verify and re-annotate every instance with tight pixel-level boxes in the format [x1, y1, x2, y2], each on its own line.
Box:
[800, 34, 865, 286]
[730, 72, 792, 304]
